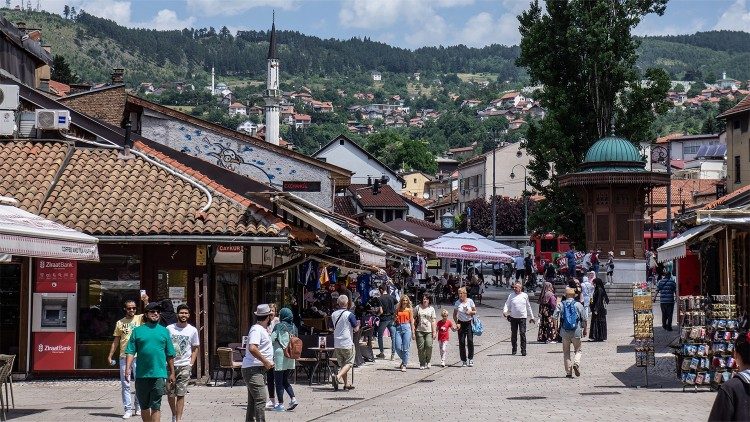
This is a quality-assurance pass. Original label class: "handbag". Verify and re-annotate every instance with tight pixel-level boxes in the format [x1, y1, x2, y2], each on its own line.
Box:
[471, 317, 484, 336]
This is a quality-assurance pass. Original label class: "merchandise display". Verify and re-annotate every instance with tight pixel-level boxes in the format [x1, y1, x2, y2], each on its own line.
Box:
[675, 295, 738, 390]
[632, 283, 654, 369]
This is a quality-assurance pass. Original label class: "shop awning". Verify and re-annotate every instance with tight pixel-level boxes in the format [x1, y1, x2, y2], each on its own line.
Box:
[0, 198, 99, 261]
[425, 232, 514, 263]
[697, 206, 750, 226]
[272, 194, 386, 267]
[656, 224, 721, 263]
[426, 232, 521, 258]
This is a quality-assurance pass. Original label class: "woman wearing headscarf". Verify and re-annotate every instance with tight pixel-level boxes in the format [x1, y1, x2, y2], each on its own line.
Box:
[537, 282, 558, 343]
[270, 308, 298, 411]
[589, 278, 610, 342]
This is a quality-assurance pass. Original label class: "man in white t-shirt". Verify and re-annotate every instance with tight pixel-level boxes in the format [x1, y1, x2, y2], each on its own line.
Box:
[241, 304, 274, 421]
[502, 282, 535, 356]
[331, 295, 359, 391]
[166, 304, 199, 422]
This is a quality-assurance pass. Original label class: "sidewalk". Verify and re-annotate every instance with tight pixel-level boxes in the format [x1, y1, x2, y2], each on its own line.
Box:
[7, 286, 717, 421]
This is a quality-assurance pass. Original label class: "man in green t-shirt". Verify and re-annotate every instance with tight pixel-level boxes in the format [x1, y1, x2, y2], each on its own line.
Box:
[125, 302, 176, 422]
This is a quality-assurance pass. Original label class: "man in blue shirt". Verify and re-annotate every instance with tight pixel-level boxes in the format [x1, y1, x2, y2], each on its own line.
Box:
[565, 245, 577, 278]
[656, 272, 677, 331]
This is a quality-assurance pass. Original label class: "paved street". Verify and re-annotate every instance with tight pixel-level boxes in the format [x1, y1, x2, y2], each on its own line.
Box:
[8, 286, 717, 421]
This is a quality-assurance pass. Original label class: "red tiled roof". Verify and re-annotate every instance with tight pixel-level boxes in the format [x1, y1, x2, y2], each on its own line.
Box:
[405, 216, 441, 231]
[650, 179, 717, 206]
[293, 114, 311, 121]
[334, 196, 357, 218]
[384, 218, 442, 241]
[48, 80, 70, 97]
[717, 94, 750, 119]
[655, 132, 682, 144]
[348, 184, 408, 209]
[701, 184, 750, 210]
[500, 91, 520, 100]
[0, 140, 311, 240]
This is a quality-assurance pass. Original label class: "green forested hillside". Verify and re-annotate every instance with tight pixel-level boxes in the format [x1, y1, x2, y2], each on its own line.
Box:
[2, 9, 747, 87]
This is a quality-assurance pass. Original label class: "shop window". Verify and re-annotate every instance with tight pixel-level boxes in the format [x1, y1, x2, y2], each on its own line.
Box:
[156, 269, 188, 310]
[76, 254, 141, 369]
[215, 270, 240, 347]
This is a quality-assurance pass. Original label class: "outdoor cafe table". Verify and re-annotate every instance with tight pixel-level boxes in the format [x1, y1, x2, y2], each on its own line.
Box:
[307, 347, 336, 385]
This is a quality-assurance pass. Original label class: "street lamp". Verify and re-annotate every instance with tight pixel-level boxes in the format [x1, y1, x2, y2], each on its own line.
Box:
[650, 143, 673, 240]
[510, 164, 529, 238]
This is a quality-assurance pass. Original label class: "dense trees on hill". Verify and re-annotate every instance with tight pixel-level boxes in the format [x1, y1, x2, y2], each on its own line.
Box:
[643, 31, 750, 54]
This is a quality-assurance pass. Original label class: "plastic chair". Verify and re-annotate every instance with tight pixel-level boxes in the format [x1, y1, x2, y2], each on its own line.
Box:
[0, 355, 14, 422]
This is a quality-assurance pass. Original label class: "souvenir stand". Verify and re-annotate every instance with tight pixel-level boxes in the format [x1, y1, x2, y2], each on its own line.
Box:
[632, 282, 655, 386]
[674, 294, 739, 391]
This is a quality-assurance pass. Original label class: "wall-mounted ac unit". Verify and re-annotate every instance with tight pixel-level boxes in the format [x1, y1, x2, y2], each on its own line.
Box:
[0, 85, 20, 110]
[35, 109, 70, 130]
[0, 110, 14, 135]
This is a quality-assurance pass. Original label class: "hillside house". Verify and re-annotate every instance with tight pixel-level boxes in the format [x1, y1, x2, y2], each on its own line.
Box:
[371, 71, 382, 81]
[448, 143, 478, 161]
[716, 72, 740, 91]
[293, 113, 311, 129]
[228, 102, 247, 116]
[310, 100, 333, 113]
[237, 120, 258, 135]
[401, 170, 433, 198]
[496, 91, 526, 109]
[653, 132, 726, 163]
[461, 99, 482, 108]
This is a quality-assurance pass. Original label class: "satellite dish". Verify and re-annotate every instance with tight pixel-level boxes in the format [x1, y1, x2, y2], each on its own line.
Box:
[422, 192, 430, 199]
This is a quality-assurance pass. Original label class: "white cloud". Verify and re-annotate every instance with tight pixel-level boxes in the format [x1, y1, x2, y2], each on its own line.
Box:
[338, 0, 403, 29]
[186, 0, 298, 17]
[713, 0, 750, 31]
[81, 0, 131, 25]
[134, 9, 196, 30]
[456, 12, 520, 47]
[404, 11, 450, 47]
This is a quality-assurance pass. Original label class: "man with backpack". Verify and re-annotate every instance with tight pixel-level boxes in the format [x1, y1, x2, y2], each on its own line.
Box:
[553, 287, 588, 378]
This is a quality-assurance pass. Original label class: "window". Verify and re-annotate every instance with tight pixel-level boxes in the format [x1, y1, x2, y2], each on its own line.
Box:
[742, 118, 749, 133]
[76, 254, 141, 369]
[735, 156, 742, 184]
[339, 139, 345, 145]
[734, 120, 741, 130]
[414, 178, 417, 183]
[596, 214, 610, 241]
[683, 145, 700, 155]
[540, 239, 558, 253]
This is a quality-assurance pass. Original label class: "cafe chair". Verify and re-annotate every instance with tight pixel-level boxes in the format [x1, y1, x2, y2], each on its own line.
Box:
[215, 347, 242, 387]
[0, 354, 15, 421]
[295, 335, 320, 385]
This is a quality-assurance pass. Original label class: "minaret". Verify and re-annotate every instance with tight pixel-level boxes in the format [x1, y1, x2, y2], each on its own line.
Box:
[211, 65, 215, 95]
[264, 12, 281, 146]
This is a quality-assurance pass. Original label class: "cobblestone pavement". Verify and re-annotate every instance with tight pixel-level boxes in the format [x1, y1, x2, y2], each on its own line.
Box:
[8, 286, 717, 421]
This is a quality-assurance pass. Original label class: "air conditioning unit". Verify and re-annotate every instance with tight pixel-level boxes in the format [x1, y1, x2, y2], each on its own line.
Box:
[0, 85, 20, 110]
[0, 110, 14, 135]
[35, 109, 70, 130]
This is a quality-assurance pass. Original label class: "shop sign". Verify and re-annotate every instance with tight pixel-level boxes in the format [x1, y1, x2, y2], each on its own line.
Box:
[33, 332, 76, 371]
[195, 245, 207, 266]
[215, 245, 244, 264]
[36, 258, 77, 293]
[427, 259, 442, 269]
[460, 244, 478, 252]
[282, 181, 321, 192]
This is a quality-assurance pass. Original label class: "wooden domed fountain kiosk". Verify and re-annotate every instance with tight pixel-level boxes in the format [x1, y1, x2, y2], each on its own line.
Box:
[558, 135, 670, 283]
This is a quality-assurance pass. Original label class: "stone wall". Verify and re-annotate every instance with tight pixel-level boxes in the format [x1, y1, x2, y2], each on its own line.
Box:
[141, 114, 334, 210]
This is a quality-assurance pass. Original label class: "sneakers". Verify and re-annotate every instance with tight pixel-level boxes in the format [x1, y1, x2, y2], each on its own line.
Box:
[134, 410, 141, 416]
[273, 404, 286, 412]
[419, 365, 425, 370]
[566, 374, 573, 378]
[122, 410, 132, 419]
[288, 399, 299, 411]
[468, 359, 474, 367]
[440, 360, 446, 367]
[426, 363, 431, 369]
[390, 353, 395, 361]
[376, 353, 385, 359]
[172, 416, 176, 422]
[266, 400, 275, 409]
[400, 364, 406, 372]
[573, 365, 581, 377]
[461, 361, 467, 367]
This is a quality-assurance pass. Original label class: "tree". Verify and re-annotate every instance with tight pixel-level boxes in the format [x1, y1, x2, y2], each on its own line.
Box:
[457, 196, 536, 237]
[70, 7, 76, 19]
[63, 5, 70, 19]
[701, 114, 717, 134]
[686, 82, 704, 97]
[363, 131, 437, 174]
[516, 0, 669, 246]
[51, 55, 76, 84]
[673, 83, 685, 93]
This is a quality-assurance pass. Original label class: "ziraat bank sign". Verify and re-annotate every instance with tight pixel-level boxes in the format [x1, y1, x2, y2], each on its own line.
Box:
[33, 332, 76, 371]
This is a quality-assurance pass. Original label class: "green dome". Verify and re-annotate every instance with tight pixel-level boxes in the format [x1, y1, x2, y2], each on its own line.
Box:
[584, 136, 643, 164]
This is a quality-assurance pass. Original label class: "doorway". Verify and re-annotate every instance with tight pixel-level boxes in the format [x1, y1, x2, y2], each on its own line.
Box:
[0, 263, 21, 370]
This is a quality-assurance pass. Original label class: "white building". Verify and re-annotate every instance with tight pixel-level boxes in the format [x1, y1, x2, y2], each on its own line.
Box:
[313, 135, 404, 192]
[263, 17, 281, 145]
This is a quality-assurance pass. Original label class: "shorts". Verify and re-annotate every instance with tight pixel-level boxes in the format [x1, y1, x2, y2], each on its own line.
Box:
[334, 347, 355, 366]
[167, 365, 191, 397]
[135, 378, 166, 411]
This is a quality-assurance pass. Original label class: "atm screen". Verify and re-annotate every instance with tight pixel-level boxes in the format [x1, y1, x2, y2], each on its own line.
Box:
[44, 309, 60, 320]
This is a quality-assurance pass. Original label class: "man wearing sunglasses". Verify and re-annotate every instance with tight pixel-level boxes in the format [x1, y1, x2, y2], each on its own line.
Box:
[125, 302, 176, 422]
[108, 299, 144, 419]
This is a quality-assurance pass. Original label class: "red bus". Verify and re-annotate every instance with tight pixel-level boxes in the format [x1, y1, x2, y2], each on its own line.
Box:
[643, 231, 668, 252]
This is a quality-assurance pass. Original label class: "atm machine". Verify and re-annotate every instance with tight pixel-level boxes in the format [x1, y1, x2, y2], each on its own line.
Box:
[32, 259, 78, 371]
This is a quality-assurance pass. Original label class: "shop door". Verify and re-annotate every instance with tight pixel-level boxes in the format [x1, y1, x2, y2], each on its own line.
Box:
[214, 269, 242, 347]
[0, 263, 21, 370]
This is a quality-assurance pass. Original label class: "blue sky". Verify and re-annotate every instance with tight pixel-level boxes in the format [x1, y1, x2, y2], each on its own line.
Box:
[38, 0, 750, 49]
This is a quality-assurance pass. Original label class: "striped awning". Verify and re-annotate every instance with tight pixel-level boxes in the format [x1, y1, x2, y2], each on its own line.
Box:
[656, 224, 719, 263]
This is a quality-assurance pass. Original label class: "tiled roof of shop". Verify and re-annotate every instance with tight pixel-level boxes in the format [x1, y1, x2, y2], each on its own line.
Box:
[650, 179, 717, 205]
[334, 196, 358, 218]
[0, 140, 312, 240]
[701, 184, 750, 210]
[717, 94, 750, 119]
[347, 184, 408, 209]
[405, 216, 441, 231]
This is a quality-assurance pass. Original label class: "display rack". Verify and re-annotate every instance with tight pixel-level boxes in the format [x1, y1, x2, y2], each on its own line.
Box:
[675, 295, 739, 392]
[633, 283, 654, 387]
